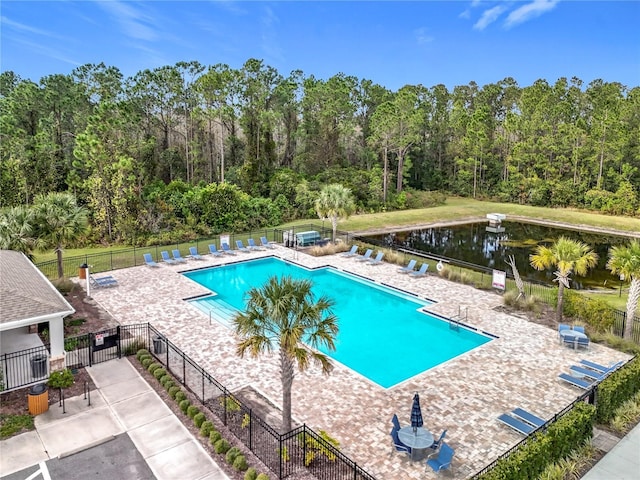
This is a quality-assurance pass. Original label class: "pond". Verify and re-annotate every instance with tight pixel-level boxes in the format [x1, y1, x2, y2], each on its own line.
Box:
[364, 221, 632, 290]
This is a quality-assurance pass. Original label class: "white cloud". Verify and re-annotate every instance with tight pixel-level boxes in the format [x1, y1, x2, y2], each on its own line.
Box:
[504, 0, 560, 28]
[473, 5, 507, 31]
[414, 27, 434, 45]
[1, 15, 66, 40]
[96, 1, 158, 41]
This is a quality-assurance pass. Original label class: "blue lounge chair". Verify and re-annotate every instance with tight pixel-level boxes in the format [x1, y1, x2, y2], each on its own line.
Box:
[236, 240, 251, 253]
[409, 263, 429, 277]
[160, 251, 176, 264]
[368, 251, 384, 265]
[355, 249, 373, 262]
[426, 443, 454, 474]
[221, 242, 236, 255]
[188, 246, 204, 260]
[570, 365, 606, 381]
[558, 372, 595, 390]
[390, 429, 411, 456]
[497, 413, 535, 436]
[511, 408, 545, 428]
[341, 245, 358, 257]
[89, 275, 118, 288]
[260, 236, 275, 249]
[391, 414, 401, 431]
[247, 238, 264, 251]
[172, 249, 188, 263]
[579, 359, 624, 374]
[398, 259, 417, 274]
[143, 253, 159, 267]
[208, 244, 223, 257]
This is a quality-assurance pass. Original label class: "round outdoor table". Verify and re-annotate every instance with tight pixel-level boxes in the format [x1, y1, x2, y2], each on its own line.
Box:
[398, 426, 434, 461]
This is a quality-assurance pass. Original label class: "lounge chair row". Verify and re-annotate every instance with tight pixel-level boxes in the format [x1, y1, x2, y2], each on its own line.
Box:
[557, 359, 624, 390]
[497, 407, 546, 436]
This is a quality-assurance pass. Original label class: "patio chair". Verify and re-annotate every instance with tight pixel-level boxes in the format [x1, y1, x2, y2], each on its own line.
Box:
[558, 372, 595, 390]
[341, 245, 358, 257]
[188, 246, 204, 260]
[579, 359, 624, 374]
[409, 263, 429, 278]
[143, 253, 159, 267]
[221, 243, 237, 255]
[391, 414, 401, 431]
[368, 251, 384, 265]
[247, 238, 265, 251]
[89, 275, 118, 288]
[426, 442, 454, 474]
[260, 236, 276, 249]
[569, 365, 606, 381]
[355, 249, 373, 262]
[497, 413, 535, 436]
[172, 249, 188, 263]
[398, 259, 417, 274]
[572, 325, 586, 334]
[511, 408, 545, 428]
[576, 335, 590, 349]
[426, 429, 447, 459]
[160, 251, 176, 264]
[208, 244, 223, 257]
[235, 240, 251, 253]
[390, 429, 411, 457]
[558, 324, 571, 339]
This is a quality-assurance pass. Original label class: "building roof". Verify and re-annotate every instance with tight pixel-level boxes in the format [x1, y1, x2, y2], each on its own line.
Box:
[0, 250, 74, 328]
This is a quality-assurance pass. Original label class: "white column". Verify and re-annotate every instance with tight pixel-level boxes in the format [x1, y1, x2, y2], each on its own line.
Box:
[49, 316, 65, 357]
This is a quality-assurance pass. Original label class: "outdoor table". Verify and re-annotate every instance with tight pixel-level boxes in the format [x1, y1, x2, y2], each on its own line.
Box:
[560, 330, 588, 349]
[397, 426, 434, 461]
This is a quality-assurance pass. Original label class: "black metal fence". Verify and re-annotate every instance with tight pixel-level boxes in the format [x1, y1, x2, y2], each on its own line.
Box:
[0, 345, 50, 391]
[146, 324, 376, 480]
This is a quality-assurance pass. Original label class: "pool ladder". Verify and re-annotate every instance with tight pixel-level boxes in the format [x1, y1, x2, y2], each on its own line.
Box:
[449, 306, 467, 331]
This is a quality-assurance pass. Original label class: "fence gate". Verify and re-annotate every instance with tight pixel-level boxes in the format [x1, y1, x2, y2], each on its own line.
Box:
[90, 326, 120, 365]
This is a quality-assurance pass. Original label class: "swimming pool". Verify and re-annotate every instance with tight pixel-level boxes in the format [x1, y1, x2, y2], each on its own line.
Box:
[184, 257, 492, 388]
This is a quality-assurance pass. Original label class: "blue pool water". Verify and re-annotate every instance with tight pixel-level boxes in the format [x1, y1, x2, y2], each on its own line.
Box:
[184, 257, 492, 388]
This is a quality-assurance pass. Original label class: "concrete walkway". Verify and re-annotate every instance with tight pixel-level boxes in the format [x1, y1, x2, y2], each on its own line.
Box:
[582, 422, 640, 480]
[0, 358, 229, 480]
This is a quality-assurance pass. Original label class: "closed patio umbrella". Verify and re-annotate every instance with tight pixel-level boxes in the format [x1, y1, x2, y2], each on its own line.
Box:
[411, 392, 423, 433]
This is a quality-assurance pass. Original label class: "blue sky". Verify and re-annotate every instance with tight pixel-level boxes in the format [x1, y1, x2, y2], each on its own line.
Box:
[2, 1, 639, 91]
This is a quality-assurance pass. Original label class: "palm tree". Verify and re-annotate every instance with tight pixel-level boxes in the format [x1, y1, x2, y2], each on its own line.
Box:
[232, 275, 338, 432]
[530, 236, 598, 322]
[607, 240, 640, 340]
[0, 206, 37, 258]
[32, 192, 88, 279]
[315, 184, 355, 242]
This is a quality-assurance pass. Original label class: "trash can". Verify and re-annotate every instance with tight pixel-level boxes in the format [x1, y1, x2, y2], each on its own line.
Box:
[153, 336, 164, 354]
[79, 263, 88, 279]
[30, 354, 47, 378]
[28, 383, 49, 415]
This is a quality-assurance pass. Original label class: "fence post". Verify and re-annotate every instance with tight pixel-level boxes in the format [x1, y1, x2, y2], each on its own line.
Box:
[116, 326, 121, 358]
[88, 333, 93, 367]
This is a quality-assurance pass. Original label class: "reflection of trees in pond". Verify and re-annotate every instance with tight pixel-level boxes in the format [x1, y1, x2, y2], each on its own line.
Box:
[370, 221, 630, 289]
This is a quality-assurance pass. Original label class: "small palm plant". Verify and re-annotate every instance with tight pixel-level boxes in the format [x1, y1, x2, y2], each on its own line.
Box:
[607, 240, 640, 340]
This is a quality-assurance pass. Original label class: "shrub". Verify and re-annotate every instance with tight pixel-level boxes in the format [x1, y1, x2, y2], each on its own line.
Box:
[210, 430, 222, 445]
[159, 374, 172, 386]
[226, 446, 241, 464]
[595, 357, 640, 423]
[141, 357, 153, 368]
[244, 468, 257, 480]
[256, 474, 270, 480]
[136, 349, 150, 360]
[48, 369, 75, 389]
[123, 339, 147, 356]
[163, 379, 175, 391]
[153, 368, 167, 380]
[200, 421, 214, 437]
[233, 455, 248, 471]
[175, 391, 187, 402]
[179, 399, 190, 414]
[148, 363, 161, 374]
[168, 386, 180, 399]
[187, 405, 200, 419]
[214, 438, 231, 454]
[194, 412, 206, 428]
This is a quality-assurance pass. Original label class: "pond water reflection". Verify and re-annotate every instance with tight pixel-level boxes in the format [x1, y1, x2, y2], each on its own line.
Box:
[365, 221, 631, 289]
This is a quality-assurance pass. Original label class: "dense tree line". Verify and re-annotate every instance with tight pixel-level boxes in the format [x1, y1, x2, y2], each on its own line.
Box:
[1, 60, 638, 244]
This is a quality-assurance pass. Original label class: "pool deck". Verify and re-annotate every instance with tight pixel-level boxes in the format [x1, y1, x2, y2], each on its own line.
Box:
[86, 246, 631, 479]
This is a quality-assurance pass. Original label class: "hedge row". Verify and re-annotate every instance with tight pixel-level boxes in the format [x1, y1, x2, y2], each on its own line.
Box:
[595, 356, 640, 423]
[135, 349, 271, 480]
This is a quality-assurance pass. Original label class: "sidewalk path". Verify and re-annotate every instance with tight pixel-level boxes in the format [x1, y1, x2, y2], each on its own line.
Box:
[582, 422, 640, 480]
[0, 358, 229, 480]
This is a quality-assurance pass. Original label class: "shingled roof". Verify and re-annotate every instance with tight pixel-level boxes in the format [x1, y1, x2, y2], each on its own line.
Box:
[0, 250, 74, 328]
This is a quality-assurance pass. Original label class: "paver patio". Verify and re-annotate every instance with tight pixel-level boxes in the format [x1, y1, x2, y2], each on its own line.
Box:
[86, 245, 630, 479]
